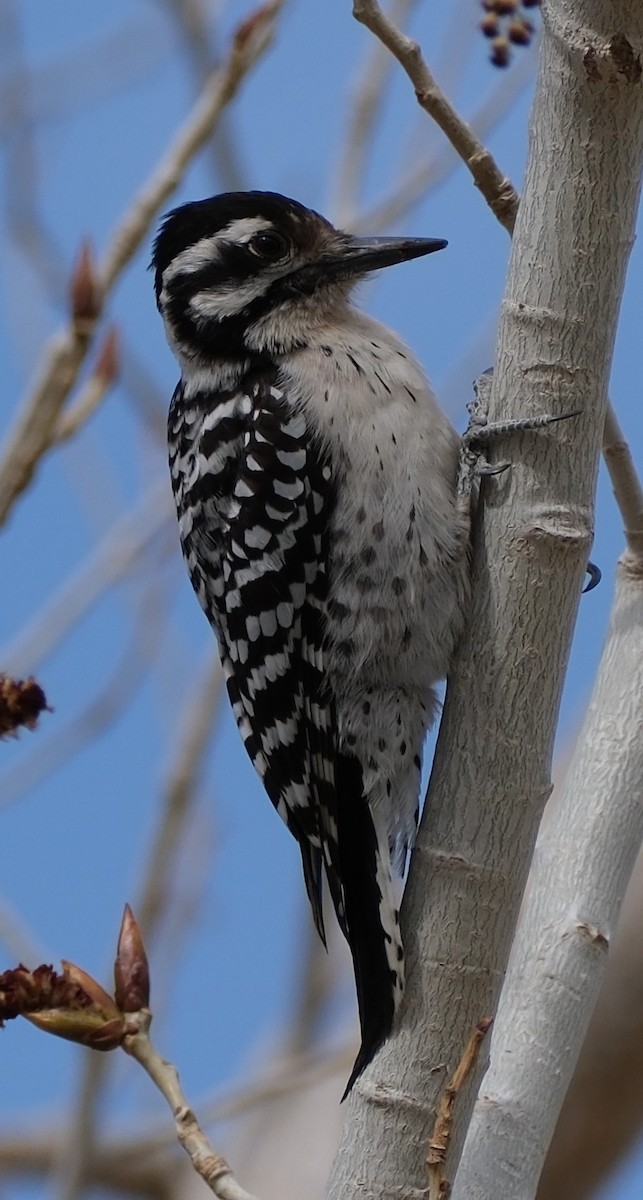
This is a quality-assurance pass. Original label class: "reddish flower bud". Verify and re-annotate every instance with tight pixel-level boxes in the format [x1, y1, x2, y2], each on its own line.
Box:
[1, 962, 125, 1049]
[70, 241, 100, 324]
[61, 960, 120, 1017]
[114, 905, 150, 1013]
[25, 1007, 125, 1051]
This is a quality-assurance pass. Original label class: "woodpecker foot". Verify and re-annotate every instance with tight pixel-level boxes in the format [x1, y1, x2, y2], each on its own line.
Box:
[458, 370, 600, 593]
[459, 369, 582, 491]
[463, 370, 580, 454]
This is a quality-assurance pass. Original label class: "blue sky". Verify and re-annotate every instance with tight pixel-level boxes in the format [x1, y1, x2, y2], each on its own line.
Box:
[0, 2, 642, 1198]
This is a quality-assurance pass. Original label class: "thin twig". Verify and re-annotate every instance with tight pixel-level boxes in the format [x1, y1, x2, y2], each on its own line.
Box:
[0, 1045, 351, 1185]
[352, 0, 519, 231]
[356, 46, 535, 234]
[55, 653, 223, 1200]
[426, 1018, 493, 1200]
[99, 0, 284, 293]
[124, 1011, 262, 1200]
[117, 1045, 352, 1163]
[0, 0, 284, 529]
[0, 326, 94, 528]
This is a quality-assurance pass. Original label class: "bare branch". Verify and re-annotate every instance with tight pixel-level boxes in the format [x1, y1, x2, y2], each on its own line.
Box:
[427, 1019, 493, 1199]
[355, 46, 535, 233]
[0, 0, 284, 529]
[352, 0, 519, 231]
[0, 1044, 351, 1190]
[124, 1011, 262, 1200]
[0, 325, 94, 529]
[99, 0, 284, 293]
[126, 1045, 352, 1163]
[54, 655, 222, 1200]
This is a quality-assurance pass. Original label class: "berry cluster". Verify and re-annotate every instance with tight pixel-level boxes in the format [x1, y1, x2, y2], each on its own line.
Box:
[480, 0, 541, 68]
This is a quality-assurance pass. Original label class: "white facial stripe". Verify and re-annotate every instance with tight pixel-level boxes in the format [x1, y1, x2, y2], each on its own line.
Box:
[218, 216, 274, 243]
[162, 214, 289, 319]
[190, 276, 272, 319]
[162, 235, 223, 286]
[161, 217, 275, 291]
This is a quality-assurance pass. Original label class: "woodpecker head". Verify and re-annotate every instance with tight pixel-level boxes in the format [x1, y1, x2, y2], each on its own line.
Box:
[152, 190, 446, 366]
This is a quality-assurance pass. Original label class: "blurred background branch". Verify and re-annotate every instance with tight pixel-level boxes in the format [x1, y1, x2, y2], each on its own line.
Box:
[0, 0, 284, 529]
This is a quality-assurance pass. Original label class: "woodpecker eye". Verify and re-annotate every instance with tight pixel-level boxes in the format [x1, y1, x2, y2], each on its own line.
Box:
[248, 231, 289, 261]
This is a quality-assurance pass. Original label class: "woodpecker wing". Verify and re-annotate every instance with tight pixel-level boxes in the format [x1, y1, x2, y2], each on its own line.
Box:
[209, 378, 347, 941]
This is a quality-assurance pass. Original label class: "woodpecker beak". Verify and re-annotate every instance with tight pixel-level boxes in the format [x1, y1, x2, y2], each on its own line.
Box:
[322, 235, 447, 280]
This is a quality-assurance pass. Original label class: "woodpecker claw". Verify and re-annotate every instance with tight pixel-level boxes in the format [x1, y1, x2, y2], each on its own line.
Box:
[583, 561, 602, 593]
[475, 459, 510, 479]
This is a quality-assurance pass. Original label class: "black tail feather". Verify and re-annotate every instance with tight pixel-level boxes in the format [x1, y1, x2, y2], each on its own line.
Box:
[299, 840, 326, 946]
[336, 752, 398, 1100]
